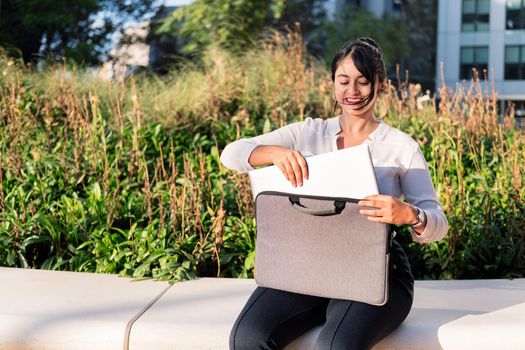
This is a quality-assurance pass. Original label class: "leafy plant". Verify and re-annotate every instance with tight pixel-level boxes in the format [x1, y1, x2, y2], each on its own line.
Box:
[0, 32, 524, 282]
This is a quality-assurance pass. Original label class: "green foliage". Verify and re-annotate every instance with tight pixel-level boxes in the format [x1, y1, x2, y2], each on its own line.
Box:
[0, 0, 158, 64]
[157, 0, 286, 54]
[0, 34, 524, 282]
[315, 5, 411, 69]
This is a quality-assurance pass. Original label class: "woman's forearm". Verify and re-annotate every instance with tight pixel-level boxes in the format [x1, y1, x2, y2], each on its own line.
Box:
[248, 145, 289, 167]
[220, 121, 303, 173]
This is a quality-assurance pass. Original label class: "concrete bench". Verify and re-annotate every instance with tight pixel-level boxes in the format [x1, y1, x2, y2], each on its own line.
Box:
[1, 267, 524, 349]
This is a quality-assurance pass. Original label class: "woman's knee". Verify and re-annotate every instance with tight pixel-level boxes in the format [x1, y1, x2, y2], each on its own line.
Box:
[229, 317, 279, 350]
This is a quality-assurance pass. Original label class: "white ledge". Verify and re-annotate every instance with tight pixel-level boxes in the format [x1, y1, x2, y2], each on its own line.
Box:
[0, 267, 524, 349]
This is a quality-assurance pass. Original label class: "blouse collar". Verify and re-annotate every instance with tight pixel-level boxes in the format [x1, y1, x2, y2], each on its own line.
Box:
[327, 115, 388, 142]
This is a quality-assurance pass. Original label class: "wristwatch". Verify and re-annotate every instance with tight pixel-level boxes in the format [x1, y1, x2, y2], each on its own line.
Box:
[411, 207, 427, 230]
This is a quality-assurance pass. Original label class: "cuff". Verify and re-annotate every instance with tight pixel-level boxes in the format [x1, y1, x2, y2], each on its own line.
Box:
[240, 142, 259, 173]
[410, 209, 436, 244]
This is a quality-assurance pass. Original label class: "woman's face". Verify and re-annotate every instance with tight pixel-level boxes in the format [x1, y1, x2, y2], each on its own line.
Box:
[333, 56, 378, 119]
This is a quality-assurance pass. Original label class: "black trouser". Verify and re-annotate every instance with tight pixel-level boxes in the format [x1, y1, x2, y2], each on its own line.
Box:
[229, 240, 414, 350]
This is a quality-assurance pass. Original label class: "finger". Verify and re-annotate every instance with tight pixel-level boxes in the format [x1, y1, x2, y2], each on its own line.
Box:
[289, 156, 304, 186]
[363, 194, 392, 203]
[371, 195, 398, 205]
[276, 162, 290, 181]
[282, 160, 297, 187]
[288, 152, 303, 186]
[358, 200, 382, 209]
[363, 194, 381, 200]
[293, 150, 309, 180]
[277, 160, 293, 184]
[367, 216, 386, 223]
[359, 209, 383, 217]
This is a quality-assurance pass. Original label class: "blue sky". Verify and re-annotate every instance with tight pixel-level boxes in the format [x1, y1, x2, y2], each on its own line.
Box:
[164, 0, 194, 6]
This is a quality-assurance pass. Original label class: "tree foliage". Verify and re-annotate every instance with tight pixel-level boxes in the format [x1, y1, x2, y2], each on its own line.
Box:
[276, 0, 326, 55]
[313, 5, 411, 69]
[156, 0, 286, 54]
[0, 0, 158, 64]
[154, 1, 411, 69]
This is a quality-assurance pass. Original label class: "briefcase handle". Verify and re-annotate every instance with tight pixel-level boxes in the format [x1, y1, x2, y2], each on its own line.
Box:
[288, 196, 346, 216]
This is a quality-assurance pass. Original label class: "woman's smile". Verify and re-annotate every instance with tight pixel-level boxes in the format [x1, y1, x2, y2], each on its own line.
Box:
[343, 96, 365, 106]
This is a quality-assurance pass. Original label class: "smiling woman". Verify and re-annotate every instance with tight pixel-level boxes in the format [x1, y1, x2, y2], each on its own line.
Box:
[220, 37, 448, 350]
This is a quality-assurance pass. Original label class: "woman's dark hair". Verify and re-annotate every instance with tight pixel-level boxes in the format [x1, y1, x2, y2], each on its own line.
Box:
[331, 37, 386, 109]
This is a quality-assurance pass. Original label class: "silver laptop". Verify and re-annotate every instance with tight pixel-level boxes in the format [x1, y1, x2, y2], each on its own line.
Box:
[248, 144, 379, 200]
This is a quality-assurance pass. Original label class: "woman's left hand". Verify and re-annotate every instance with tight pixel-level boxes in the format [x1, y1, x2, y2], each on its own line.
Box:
[358, 194, 417, 226]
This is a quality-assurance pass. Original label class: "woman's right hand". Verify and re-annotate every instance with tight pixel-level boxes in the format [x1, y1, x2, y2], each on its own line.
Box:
[271, 148, 309, 187]
[248, 145, 309, 187]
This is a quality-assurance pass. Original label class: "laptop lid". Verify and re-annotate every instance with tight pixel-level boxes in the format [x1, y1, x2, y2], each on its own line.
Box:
[248, 144, 379, 200]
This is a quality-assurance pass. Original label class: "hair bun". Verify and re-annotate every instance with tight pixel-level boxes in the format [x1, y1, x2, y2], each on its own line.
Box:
[357, 37, 382, 53]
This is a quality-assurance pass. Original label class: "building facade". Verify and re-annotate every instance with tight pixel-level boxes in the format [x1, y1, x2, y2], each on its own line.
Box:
[325, 0, 405, 19]
[437, 0, 525, 118]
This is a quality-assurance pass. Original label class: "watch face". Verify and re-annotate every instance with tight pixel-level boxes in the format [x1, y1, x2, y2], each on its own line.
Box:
[412, 208, 424, 228]
[416, 208, 427, 228]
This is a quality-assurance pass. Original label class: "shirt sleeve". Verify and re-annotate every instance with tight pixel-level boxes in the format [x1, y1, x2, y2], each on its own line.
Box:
[220, 120, 306, 174]
[401, 144, 448, 243]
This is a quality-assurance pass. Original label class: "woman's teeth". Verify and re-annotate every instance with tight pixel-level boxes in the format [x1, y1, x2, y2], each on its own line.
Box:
[344, 97, 362, 105]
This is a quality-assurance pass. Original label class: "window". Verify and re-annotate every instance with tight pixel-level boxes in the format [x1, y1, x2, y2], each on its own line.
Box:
[460, 46, 489, 79]
[462, 0, 490, 32]
[505, 45, 525, 79]
[507, 0, 525, 29]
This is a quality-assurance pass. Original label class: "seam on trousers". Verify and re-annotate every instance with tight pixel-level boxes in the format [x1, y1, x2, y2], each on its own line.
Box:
[232, 288, 269, 350]
[329, 301, 354, 350]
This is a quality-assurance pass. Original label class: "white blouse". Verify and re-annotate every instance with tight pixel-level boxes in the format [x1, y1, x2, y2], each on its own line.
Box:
[220, 116, 448, 244]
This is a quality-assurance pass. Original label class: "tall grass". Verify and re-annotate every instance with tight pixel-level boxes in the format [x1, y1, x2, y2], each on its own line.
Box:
[0, 33, 523, 280]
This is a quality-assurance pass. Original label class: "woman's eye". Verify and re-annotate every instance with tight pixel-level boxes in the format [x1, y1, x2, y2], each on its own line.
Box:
[340, 81, 349, 85]
[358, 81, 369, 86]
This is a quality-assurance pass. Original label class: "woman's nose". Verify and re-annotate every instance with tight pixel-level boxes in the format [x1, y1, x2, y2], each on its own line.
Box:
[348, 82, 359, 94]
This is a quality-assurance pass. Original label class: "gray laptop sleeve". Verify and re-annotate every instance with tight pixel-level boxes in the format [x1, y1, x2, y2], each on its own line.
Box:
[254, 191, 392, 306]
